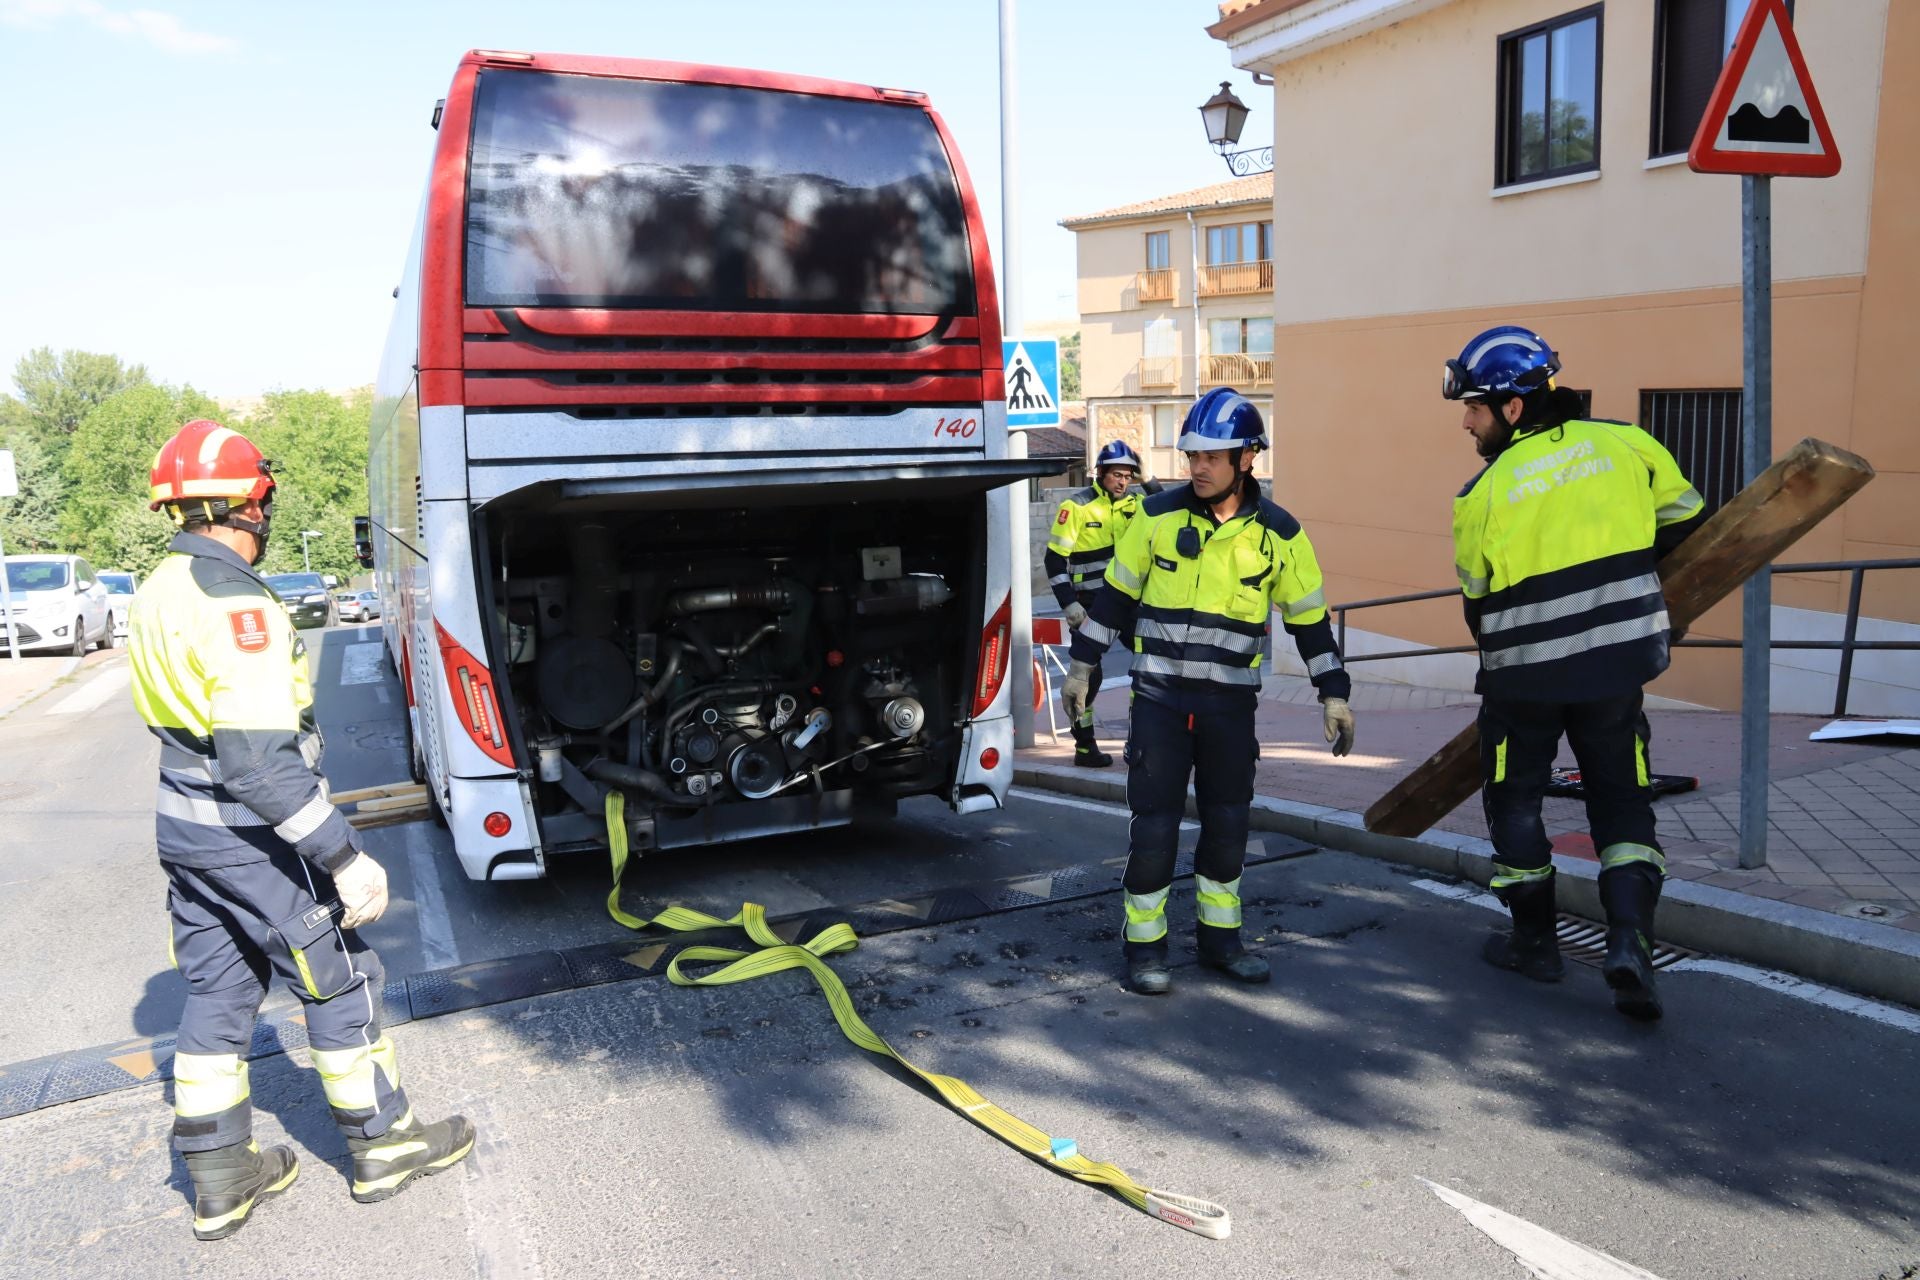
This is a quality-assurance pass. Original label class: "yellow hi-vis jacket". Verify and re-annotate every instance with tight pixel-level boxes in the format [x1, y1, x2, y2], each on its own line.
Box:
[127, 532, 360, 873]
[1043, 485, 1144, 609]
[1453, 417, 1704, 702]
[1070, 478, 1350, 712]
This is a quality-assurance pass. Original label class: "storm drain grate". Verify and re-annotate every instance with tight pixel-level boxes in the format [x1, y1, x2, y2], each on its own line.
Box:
[1554, 915, 1696, 969]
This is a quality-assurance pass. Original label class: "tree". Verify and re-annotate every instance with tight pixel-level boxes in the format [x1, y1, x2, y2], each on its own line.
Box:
[238, 388, 372, 583]
[11, 348, 149, 468]
[61, 383, 222, 572]
[0, 426, 67, 554]
[1059, 331, 1082, 402]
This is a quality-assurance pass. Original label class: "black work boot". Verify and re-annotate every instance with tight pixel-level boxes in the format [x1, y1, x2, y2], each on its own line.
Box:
[1198, 929, 1271, 984]
[347, 1111, 476, 1204]
[1480, 875, 1565, 983]
[1600, 865, 1664, 1022]
[1072, 722, 1113, 769]
[1126, 943, 1172, 995]
[183, 1140, 299, 1241]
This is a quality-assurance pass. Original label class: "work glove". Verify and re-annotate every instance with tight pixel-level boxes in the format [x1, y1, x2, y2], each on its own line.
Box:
[1322, 697, 1356, 758]
[1062, 601, 1088, 629]
[1061, 660, 1095, 723]
[334, 851, 390, 930]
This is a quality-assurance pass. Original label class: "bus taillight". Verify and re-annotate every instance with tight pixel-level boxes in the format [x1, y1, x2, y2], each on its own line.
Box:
[436, 622, 516, 768]
[971, 593, 1011, 719]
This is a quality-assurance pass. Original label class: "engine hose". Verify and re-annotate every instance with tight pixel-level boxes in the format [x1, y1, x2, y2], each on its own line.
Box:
[602, 639, 685, 733]
[665, 583, 793, 617]
[713, 622, 779, 659]
[584, 758, 688, 807]
[678, 617, 727, 676]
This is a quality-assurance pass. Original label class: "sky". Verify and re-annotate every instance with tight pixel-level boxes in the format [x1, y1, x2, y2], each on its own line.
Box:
[0, 0, 1269, 399]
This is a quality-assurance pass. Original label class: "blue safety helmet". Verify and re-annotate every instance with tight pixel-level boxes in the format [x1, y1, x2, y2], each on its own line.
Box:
[1442, 325, 1561, 402]
[1094, 440, 1143, 473]
[1178, 388, 1269, 454]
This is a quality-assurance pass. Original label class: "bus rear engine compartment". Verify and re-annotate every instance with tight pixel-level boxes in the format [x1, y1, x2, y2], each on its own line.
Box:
[484, 499, 982, 853]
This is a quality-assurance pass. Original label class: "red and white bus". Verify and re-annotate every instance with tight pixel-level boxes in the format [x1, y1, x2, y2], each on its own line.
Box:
[366, 50, 1048, 881]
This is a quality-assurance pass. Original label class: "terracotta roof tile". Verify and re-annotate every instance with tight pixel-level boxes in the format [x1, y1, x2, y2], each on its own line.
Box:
[1059, 174, 1273, 229]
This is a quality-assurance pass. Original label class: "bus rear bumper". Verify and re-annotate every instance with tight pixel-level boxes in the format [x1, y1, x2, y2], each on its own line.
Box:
[447, 775, 544, 881]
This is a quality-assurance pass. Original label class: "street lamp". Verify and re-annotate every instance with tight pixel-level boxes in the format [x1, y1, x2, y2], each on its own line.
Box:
[1200, 80, 1272, 177]
[300, 529, 322, 574]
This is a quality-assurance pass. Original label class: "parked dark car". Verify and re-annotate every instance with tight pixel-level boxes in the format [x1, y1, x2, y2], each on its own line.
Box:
[265, 572, 336, 629]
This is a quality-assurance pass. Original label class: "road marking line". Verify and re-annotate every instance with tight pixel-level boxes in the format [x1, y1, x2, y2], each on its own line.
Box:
[1414, 880, 1920, 1034]
[402, 821, 461, 971]
[1420, 1178, 1668, 1279]
[1411, 878, 1504, 912]
[1008, 786, 1198, 830]
[45, 666, 130, 717]
[1665, 957, 1920, 1035]
[340, 642, 384, 686]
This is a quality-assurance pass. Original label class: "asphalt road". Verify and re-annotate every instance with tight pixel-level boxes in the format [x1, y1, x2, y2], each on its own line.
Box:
[1, 626, 1916, 1279]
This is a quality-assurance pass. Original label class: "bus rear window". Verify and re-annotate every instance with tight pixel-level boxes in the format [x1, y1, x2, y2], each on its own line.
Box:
[465, 71, 976, 316]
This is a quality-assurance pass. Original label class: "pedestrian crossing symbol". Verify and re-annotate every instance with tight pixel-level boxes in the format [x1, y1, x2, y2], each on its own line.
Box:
[1003, 339, 1061, 429]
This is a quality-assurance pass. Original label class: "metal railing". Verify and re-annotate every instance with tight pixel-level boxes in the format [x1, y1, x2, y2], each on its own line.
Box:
[1135, 269, 1176, 304]
[1205, 352, 1273, 386]
[1197, 260, 1273, 296]
[1329, 557, 1920, 718]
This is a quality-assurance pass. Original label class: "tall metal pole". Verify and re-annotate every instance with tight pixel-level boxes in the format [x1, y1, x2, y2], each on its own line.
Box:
[1000, 0, 1036, 749]
[1738, 173, 1773, 869]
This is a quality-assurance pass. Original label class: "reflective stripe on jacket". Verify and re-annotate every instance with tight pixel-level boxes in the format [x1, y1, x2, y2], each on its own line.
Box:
[1070, 478, 1350, 712]
[1043, 486, 1144, 609]
[1453, 418, 1704, 701]
[127, 532, 358, 874]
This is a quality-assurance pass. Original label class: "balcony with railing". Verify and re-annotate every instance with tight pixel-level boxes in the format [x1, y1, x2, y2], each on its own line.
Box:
[1136, 358, 1181, 391]
[1204, 352, 1272, 387]
[1134, 269, 1176, 305]
[1198, 259, 1273, 297]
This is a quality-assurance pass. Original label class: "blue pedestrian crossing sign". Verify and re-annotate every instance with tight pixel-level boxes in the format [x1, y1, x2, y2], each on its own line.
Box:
[1003, 339, 1060, 429]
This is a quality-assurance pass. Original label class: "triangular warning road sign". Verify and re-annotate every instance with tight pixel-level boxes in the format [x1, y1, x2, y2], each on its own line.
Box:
[1689, 0, 1840, 177]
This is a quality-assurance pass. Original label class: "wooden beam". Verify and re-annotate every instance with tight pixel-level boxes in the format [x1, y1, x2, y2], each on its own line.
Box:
[1363, 438, 1875, 838]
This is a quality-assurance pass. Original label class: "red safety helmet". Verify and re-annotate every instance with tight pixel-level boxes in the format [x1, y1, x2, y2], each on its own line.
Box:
[148, 419, 275, 517]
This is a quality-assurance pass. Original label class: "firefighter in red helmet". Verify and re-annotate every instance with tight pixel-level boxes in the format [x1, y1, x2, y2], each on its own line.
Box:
[127, 419, 474, 1239]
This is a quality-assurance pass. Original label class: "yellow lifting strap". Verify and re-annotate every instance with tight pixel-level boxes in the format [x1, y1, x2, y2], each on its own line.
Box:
[602, 792, 1230, 1239]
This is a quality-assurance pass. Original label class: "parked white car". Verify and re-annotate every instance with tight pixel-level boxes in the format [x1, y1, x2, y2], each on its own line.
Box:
[1, 555, 115, 656]
[99, 570, 138, 638]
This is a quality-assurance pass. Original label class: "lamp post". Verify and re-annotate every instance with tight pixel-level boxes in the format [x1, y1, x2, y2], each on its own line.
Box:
[1199, 81, 1272, 176]
[300, 530, 322, 574]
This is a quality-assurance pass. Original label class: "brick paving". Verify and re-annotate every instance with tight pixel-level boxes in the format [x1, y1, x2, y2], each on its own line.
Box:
[1022, 672, 1920, 932]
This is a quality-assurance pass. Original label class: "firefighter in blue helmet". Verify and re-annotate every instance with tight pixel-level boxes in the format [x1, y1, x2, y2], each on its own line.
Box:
[127, 420, 476, 1240]
[1445, 327, 1705, 1020]
[1044, 439, 1154, 767]
[1063, 390, 1355, 994]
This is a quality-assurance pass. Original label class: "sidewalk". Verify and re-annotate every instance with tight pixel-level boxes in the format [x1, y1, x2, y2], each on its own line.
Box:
[0, 652, 80, 719]
[1023, 672, 1920, 930]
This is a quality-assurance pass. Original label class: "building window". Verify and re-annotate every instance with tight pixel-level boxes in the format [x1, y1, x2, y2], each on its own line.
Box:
[1650, 0, 1792, 157]
[1203, 221, 1272, 266]
[1152, 403, 1182, 449]
[1640, 389, 1742, 517]
[1206, 317, 1274, 387]
[1496, 6, 1603, 187]
[1145, 231, 1170, 271]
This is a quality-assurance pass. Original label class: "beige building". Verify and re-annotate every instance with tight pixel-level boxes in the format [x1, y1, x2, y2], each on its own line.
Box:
[1185, 0, 1920, 713]
[1061, 176, 1279, 485]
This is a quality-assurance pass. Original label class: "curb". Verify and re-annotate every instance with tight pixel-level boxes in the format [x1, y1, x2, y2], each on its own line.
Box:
[0, 654, 82, 721]
[1015, 760, 1920, 1011]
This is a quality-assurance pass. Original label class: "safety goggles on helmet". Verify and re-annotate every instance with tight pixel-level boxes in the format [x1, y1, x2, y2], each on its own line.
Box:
[1441, 357, 1558, 402]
